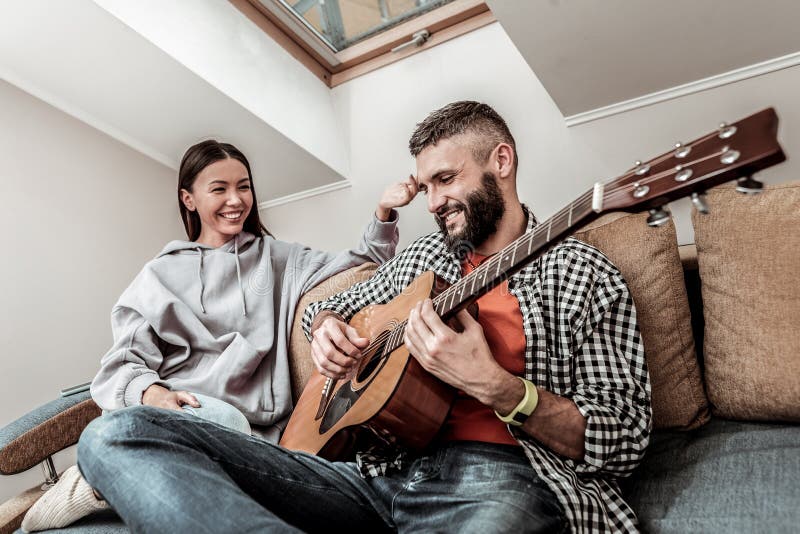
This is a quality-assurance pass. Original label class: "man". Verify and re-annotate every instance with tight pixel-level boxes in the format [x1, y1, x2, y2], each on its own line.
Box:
[79, 101, 650, 533]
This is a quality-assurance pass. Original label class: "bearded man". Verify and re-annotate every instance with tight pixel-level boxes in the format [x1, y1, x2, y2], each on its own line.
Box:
[79, 101, 651, 533]
[304, 101, 651, 533]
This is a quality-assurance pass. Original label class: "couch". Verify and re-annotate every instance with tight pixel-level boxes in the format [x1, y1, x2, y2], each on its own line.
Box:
[2, 182, 798, 533]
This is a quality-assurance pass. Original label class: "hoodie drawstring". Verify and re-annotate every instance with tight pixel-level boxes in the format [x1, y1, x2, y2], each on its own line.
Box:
[196, 247, 206, 314]
[196, 239, 247, 317]
[234, 237, 247, 317]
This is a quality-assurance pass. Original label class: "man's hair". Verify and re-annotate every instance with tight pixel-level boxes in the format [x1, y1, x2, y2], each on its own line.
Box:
[408, 101, 517, 171]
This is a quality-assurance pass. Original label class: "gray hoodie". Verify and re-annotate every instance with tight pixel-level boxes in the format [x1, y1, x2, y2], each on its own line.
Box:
[90, 214, 398, 441]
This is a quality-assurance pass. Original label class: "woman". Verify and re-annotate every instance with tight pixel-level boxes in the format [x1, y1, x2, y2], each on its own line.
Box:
[22, 140, 418, 532]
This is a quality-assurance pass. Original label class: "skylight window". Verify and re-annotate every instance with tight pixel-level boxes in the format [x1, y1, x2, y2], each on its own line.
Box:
[233, 0, 493, 86]
[276, 0, 457, 52]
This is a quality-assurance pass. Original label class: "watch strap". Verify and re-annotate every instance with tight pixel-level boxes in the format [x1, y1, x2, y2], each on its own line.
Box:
[494, 377, 538, 427]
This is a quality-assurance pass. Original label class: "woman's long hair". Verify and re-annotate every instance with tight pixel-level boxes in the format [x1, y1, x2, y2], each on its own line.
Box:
[178, 140, 271, 241]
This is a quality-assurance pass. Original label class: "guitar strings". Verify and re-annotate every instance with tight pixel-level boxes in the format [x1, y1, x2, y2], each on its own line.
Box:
[603, 147, 731, 201]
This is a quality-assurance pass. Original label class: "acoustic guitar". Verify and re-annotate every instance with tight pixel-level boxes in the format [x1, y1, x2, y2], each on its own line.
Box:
[280, 107, 786, 460]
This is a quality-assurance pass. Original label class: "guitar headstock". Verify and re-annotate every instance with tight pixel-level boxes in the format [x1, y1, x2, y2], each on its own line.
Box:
[599, 108, 786, 222]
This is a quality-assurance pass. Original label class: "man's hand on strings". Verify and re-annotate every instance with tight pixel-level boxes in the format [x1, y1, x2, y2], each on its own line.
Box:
[310, 312, 369, 380]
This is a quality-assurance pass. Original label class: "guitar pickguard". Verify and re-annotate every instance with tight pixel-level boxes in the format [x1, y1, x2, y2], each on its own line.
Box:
[318, 339, 392, 433]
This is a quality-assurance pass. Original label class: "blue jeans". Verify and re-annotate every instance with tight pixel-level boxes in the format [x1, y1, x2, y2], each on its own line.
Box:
[180, 393, 251, 435]
[78, 407, 566, 533]
[104, 393, 251, 435]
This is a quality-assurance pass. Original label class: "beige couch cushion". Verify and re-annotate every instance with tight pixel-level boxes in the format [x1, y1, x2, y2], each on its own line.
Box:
[692, 181, 800, 421]
[574, 212, 710, 429]
[289, 262, 379, 401]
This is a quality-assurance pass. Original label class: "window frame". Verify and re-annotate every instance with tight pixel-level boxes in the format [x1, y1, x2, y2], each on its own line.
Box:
[230, 0, 494, 87]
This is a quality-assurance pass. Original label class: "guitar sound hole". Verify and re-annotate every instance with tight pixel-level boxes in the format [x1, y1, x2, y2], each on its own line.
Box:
[357, 350, 383, 381]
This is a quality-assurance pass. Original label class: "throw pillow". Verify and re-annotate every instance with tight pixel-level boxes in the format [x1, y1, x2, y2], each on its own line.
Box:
[692, 181, 800, 421]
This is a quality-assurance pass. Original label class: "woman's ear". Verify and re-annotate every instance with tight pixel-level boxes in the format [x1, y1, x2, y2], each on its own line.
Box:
[180, 189, 195, 211]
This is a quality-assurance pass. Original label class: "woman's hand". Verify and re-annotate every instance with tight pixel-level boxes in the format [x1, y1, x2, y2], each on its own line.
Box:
[142, 384, 201, 411]
[376, 175, 418, 221]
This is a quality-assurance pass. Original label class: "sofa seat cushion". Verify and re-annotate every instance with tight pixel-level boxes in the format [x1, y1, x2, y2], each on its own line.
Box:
[626, 418, 800, 533]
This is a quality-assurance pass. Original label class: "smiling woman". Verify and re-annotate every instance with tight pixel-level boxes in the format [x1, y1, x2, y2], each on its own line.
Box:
[181, 160, 254, 248]
[19, 139, 417, 532]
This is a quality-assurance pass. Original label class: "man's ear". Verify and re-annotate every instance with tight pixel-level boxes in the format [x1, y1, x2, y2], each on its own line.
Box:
[494, 143, 515, 179]
[180, 189, 195, 211]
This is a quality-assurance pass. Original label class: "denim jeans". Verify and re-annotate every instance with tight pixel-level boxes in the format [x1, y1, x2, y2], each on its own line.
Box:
[181, 393, 251, 435]
[78, 406, 566, 533]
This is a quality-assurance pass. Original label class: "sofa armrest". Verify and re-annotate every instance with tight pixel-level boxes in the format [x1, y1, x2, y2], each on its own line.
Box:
[0, 391, 100, 475]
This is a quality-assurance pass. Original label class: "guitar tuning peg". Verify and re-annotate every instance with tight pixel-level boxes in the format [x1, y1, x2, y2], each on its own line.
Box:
[632, 181, 650, 198]
[718, 122, 737, 139]
[736, 176, 764, 194]
[674, 142, 691, 158]
[691, 192, 710, 214]
[674, 165, 693, 182]
[646, 207, 671, 227]
[720, 147, 740, 165]
[633, 161, 651, 175]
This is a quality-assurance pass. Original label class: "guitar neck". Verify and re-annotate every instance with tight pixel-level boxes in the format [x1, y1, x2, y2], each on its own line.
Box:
[380, 192, 598, 355]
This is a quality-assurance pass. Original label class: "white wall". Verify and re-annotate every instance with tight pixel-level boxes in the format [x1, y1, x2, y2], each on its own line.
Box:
[0, 80, 182, 501]
[264, 23, 798, 250]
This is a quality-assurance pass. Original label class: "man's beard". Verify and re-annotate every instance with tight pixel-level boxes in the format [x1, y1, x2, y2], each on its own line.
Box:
[435, 172, 506, 257]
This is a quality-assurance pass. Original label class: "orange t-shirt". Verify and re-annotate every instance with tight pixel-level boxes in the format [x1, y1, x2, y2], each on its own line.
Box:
[437, 252, 527, 446]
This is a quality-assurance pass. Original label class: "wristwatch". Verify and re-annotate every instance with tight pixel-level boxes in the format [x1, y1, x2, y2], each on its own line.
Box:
[494, 377, 539, 427]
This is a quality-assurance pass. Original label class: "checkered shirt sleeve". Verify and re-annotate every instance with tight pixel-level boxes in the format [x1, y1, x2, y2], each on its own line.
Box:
[515, 239, 651, 533]
[542, 242, 651, 475]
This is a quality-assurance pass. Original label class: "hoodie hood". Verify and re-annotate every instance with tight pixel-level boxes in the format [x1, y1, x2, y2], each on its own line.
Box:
[155, 231, 260, 316]
[156, 231, 259, 257]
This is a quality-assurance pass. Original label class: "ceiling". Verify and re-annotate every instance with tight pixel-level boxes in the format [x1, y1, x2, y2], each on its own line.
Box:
[487, 0, 800, 118]
[0, 0, 347, 206]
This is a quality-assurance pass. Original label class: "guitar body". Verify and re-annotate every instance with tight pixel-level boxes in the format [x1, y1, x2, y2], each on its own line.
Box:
[280, 271, 456, 460]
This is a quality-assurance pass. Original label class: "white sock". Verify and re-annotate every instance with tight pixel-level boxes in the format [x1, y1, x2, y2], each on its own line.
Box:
[21, 465, 109, 532]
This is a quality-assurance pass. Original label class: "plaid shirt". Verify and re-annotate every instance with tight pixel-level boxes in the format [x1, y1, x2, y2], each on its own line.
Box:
[303, 208, 652, 533]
